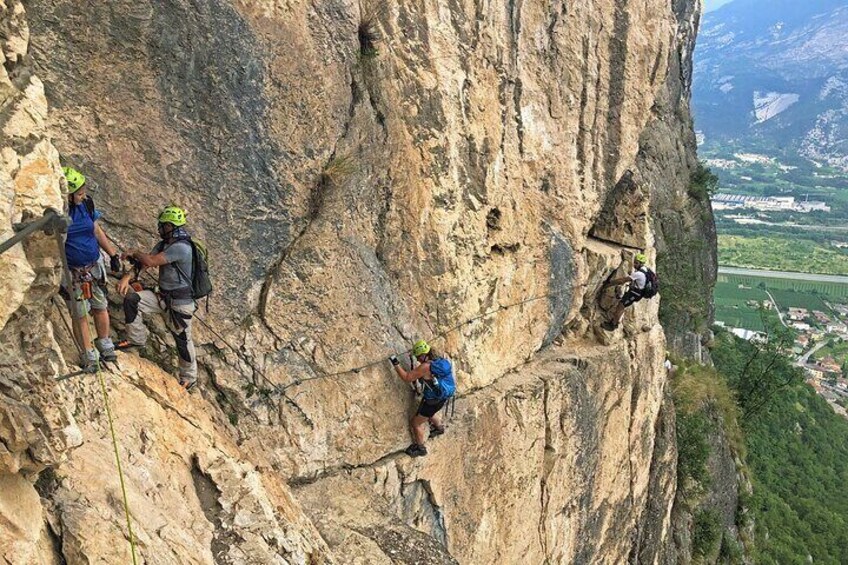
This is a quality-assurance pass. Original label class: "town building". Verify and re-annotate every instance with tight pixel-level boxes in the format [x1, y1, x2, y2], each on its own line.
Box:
[788, 307, 809, 321]
[711, 193, 830, 213]
[813, 311, 832, 324]
[731, 328, 766, 342]
[831, 304, 848, 317]
[818, 356, 842, 375]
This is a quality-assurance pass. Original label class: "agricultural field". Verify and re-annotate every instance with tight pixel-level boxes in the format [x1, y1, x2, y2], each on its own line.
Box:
[717, 273, 848, 299]
[703, 142, 848, 279]
[714, 280, 777, 331]
[714, 272, 848, 331]
[718, 235, 848, 275]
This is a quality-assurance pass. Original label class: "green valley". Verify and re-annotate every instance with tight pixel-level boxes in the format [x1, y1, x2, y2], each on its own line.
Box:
[718, 235, 848, 275]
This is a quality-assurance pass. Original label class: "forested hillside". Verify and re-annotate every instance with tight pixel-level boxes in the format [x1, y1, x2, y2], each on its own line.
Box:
[712, 330, 848, 564]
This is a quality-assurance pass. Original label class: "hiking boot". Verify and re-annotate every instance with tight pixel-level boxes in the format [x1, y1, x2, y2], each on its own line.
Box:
[95, 338, 117, 363]
[115, 339, 144, 351]
[405, 443, 427, 458]
[179, 379, 198, 393]
[80, 350, 99, 374]
[429, 424, 445, 438]
[601, 321, 618, 331]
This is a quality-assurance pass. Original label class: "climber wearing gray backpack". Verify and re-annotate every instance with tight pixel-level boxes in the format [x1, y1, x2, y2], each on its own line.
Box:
[116, 206, 211, 392]
[602, 252, 659, 331]
[390, 339, 456, 458]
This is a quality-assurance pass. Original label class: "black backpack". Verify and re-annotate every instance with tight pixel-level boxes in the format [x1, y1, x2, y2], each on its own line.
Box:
[83, 196, 96, 220]
[641, 267, 659, 299]
[70, 195, 97, 220]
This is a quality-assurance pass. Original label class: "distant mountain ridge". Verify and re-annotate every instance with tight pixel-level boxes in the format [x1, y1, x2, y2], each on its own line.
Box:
[694, 0, 848, 170]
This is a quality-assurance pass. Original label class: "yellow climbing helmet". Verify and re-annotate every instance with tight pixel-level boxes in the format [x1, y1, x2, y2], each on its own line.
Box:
[158, 205, 187, 227]
[413, 339, 430, 356]
[62, 166, 86, 193]
[635, 253, 647, 264]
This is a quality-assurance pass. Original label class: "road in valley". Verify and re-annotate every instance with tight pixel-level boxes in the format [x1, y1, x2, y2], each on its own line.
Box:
[718, 266, 848, 284]
[798, 341, 829, 367]
[763, 290, 788, 327]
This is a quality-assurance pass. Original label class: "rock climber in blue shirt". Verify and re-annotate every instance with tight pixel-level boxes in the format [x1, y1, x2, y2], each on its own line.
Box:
[61, 167, 123, 372]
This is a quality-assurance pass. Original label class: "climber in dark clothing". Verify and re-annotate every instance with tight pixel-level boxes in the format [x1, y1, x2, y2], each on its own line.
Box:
[602, 253, 648, 331]
[390, 340, 456, 457]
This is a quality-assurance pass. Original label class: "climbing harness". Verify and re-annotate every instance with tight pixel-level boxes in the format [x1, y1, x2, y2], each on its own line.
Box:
[61, 262, 104, 301]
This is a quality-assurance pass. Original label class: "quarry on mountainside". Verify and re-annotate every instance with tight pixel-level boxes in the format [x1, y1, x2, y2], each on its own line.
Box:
[1, 0, 719, 563]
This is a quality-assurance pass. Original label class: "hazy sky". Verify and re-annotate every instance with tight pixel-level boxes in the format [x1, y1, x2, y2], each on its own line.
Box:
[704, 0, 734, 12]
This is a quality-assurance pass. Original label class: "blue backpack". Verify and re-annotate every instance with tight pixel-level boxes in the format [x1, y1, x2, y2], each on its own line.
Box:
[424, 358, 456, 401]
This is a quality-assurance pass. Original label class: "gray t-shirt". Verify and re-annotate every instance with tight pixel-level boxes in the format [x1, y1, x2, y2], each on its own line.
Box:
[155, 240, 194, 304]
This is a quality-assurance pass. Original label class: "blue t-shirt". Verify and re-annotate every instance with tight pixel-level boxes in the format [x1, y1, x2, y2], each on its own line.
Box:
[65, 202, 102, 268]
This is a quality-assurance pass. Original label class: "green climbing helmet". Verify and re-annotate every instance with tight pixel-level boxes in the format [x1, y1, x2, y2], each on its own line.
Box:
[413, 339, 430, 356]
[158, 205, 187, 227]
[62, 166, 86, 193]
[635, 253, 647, 264]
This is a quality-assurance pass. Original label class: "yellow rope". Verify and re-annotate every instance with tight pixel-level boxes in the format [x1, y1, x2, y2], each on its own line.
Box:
[80, 310, 139, 564]
[94, 361, 139, 564]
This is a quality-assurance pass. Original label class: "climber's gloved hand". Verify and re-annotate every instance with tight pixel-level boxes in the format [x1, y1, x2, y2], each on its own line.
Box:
[389, 355, 400, 366]
[124, 255, 141, 269]
[110, 253, 122, 274]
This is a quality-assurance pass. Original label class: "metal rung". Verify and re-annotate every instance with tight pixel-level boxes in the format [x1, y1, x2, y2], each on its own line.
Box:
[0, 208, 69, 255]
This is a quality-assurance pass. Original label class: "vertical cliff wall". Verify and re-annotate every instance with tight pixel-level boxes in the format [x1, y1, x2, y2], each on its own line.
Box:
[0, 2, 79, 559]
[1, 0, 710, 562]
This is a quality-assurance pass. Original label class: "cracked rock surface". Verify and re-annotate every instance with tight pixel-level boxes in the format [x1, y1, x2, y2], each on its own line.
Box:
[0, 0, 711, 562]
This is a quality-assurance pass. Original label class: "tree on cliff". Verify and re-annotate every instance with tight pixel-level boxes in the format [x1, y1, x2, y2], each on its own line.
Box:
[712, 322, 802, 420]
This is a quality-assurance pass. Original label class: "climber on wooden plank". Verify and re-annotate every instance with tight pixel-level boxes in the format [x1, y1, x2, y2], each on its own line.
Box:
[116, 206, 199, 392]
[60, 167, 123, 372]
[390, 340, 456, 457]
[601, 252, 658, 331]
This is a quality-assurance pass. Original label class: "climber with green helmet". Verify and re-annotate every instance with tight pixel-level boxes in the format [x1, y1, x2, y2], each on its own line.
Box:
[389, 339, 456, 457]
[116, 205, 199, 391]
[602, 252, 654, 331]
[60, 166, 123, 373]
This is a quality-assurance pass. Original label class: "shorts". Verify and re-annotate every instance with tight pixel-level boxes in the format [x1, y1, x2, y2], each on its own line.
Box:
[620, 288, 643, 308]
[62, 262, 108, 320]
[417, 398, 447, 418]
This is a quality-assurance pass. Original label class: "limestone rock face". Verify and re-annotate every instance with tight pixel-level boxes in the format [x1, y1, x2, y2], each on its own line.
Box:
[0, 0, 712, 562]
[38, 354, 329, 564]
[295, 332, 671, 563]
[646, 0, 717, 357]
[1, 3, 76, 562]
